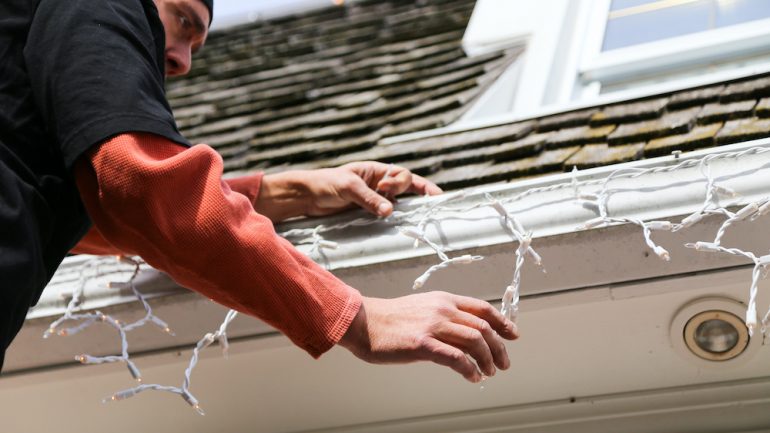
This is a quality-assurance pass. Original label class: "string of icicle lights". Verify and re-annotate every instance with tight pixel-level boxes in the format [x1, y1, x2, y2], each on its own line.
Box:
[46, 145, 770, 414]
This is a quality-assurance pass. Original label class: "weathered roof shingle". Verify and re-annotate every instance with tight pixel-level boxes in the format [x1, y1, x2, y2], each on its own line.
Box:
[168, 0, 770, 192]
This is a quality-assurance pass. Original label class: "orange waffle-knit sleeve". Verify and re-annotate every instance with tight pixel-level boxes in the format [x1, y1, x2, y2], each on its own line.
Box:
[71, 173, 264, 255]
[73, 133, 361, 357]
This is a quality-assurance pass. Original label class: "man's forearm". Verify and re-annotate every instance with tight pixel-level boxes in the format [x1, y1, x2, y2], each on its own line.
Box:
[252, 170, 315, 222]
[74, 133, 362, 357]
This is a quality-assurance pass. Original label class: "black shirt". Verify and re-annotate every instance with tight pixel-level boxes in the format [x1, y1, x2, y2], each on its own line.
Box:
[0, 0, 189, 371]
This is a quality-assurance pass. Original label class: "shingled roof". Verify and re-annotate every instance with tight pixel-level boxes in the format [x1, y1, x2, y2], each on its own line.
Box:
[168, 0, 770, 191]
[167, 0, 519, 175]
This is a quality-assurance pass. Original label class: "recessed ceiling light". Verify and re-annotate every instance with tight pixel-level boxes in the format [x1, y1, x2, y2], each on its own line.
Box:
[670, 297, 761, 368]
[683, 310, 748, 361]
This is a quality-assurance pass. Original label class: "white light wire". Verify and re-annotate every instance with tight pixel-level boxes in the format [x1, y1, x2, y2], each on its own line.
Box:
[44, 256, 236, 414]
[485, 192, 544, 322]
[278, 145, 770, 335]
[49, 145, 770, 414]
[397, 225, 484, 290]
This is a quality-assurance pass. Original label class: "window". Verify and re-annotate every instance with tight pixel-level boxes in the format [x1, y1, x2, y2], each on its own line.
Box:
[579, 0, 770, 97]
[603, 0, 770, 51]
[457, 0, 770, 127]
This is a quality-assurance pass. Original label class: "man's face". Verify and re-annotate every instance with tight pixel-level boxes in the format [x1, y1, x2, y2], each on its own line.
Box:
[154, 0, 210, 77]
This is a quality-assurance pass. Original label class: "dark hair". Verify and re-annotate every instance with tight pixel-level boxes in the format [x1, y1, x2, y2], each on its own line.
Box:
[200, 0, 213, 24]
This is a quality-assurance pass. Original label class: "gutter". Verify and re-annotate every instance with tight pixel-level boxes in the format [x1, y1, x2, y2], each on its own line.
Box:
[11, 137, 770, 373]
[284, 137, 770, 271]
[30, 136, 770, 318]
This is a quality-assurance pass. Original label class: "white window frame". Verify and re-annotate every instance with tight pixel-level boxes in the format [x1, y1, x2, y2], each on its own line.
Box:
[577, 0, 770, 99]
[451, 0, 770, 135]
[459, 0, 580, 124]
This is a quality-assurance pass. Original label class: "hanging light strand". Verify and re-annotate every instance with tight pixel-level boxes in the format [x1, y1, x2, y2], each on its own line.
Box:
[48, 145, 770, 414]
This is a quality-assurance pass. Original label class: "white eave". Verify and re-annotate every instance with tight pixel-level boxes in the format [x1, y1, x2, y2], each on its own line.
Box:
[283, 136, 770, 283]
[10, 137, 770, 373]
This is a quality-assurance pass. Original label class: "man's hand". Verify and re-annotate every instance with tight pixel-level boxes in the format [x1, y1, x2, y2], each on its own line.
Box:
[339, 292, 519, 383]
[303, 161, 443, 217]
[254, 161, 442, 222]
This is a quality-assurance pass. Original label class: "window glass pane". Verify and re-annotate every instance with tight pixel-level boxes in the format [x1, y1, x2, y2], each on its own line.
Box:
[603, 0, 770, 52]
[610, 0, 656, 11]
[716, 0, 770, 27]
[603, 1, 711, 51]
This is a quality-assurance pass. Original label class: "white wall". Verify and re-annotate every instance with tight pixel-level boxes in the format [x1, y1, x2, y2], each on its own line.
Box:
[461, 0, 580, 121]
[3, 267, 769, 433]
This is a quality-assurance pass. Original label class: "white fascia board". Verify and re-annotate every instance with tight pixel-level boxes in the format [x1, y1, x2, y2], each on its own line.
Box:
[287, 137, 770, 272]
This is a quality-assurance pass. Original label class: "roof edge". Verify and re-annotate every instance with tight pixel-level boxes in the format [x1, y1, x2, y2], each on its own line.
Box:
[280, 136, 770, 271]
[29, 137, 770, 320]
[16, 138, 770, 373]
[381, 64, 770, 146]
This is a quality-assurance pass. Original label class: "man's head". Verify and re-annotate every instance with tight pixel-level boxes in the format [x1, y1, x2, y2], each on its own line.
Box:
[154, 0, 212, 77]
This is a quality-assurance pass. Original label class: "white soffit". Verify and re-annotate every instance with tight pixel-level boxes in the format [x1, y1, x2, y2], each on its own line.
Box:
[5, 267, 770, 432]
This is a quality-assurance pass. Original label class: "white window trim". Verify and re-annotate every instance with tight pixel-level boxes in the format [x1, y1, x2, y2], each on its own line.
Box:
[460, 0, 581, 124]
[448, 0, 770, 133]
[578, 0, 770, 95]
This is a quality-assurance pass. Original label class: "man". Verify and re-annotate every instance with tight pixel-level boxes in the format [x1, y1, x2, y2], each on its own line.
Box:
[0, 0, 518, 384]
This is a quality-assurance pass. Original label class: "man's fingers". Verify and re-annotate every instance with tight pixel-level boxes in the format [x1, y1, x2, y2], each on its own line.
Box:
[339, 167, 441, 217]
[452, 310, 510, 371]
[376, 169, 413, 199]
[420, 337, 483, 383]
[342, 176, 392, 217]
[340, 294, 520, 384]
[436, 322, 497, 376]
[376, 169, 411, 196]
[377, 167, 442, 197]
[408, 173, 443, 196]
[454, 295, 519, 340]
